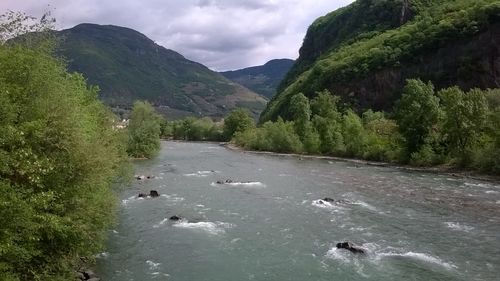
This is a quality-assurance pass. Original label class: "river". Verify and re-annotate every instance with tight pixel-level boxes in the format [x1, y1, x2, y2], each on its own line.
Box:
[96, 141, 500, 280]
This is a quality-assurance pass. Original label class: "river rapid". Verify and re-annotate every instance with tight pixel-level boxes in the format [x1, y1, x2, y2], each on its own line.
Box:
[96, 141, 500, 280]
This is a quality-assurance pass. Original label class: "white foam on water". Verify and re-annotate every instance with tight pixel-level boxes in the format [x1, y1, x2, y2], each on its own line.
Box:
[226, 181, 266, 187]
[231, 238, 242, 244]
[444, 222, 474, 232]
[485, 190, 499, 194]
[146, 260, 161, 270]
[121, 196, 144, 206]
[160, 194, 185, 202]
[196, 204, 205, 208]
[464, 182, 500, 189]
[375, 251, 457, 270]
[352, 201, 378, 211]
[95, 252, 109, 259]
[312, 199, 345, 212]
[153, 218, 169, 228]
[325, 248, 350, 263]
[173, 220, 233, 235]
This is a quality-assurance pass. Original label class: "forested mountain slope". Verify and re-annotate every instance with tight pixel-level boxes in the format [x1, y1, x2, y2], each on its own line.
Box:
[262, 0, 500, 122]
[221, 59, 294, 98]
[55, 24, 267, 118]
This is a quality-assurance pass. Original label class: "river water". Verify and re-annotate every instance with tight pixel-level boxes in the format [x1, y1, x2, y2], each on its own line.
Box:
[96, 141, 500, 280]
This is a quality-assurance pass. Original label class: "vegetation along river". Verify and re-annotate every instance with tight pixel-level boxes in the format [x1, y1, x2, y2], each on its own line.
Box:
[96, 141, 500, 280]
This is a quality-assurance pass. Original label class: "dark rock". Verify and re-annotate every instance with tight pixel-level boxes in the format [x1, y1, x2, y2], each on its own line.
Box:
[146, 175, 155, 179]
[169, 215, 182, 221]
[216, 180, 224, 184]
[149, 190, 160, 197]
[135, 175, 145, 180]
[83, 269, 96, 279]
[76, 271, 85, 280]
[323, 197, 335, 203]
[336, 241, 365, 254]
[138, 193, 148, 198]
[225, 179, 233, 183]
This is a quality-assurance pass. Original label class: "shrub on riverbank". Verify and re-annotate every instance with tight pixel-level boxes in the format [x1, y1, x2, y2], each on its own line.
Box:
[127, 101, 162, 158]
[0, 13, 130, 280]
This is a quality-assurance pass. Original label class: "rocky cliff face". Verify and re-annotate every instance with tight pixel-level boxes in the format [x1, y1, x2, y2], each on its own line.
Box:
[261, 0, 500, 122]
[328, 23, 500, 112]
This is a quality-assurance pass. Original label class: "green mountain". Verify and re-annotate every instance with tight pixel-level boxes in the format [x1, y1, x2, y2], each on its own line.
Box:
[55, 24, 267, 118]
[261, 0, 500, 122]
[220, 59, 294, 98]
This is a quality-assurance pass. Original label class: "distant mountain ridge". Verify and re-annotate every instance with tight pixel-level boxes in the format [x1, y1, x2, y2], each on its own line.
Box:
[55, 23, 267, 118]
[221, 59, 294, 98]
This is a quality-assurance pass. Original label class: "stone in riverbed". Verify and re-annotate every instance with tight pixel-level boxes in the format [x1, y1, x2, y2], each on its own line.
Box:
[149, 190, 160, 197]
[336, 241, 365, 254]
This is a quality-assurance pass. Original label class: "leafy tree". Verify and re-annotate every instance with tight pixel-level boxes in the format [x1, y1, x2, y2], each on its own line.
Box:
[439, 87, 488, 163]
[127, 101, 162, 158]
[288, 93, 311, 137]
[394, 79, 441, 157]
[0, 17, 130, 279]
[223, 108, 255, 140]
[342, 110, 366, 157]
[311, 90, 345, 154]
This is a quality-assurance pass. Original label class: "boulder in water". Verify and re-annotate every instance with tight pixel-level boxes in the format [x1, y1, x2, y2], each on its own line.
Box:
[323, 197, 335, 203]
[149, 190, 160, 197]
[138, 193, 148, 198]
[336, 241, 365, 254]
[169, 215, 182, 221]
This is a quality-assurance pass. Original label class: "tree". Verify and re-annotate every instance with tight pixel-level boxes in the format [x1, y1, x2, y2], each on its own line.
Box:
[127, 101, 162, 158]
[395, 79, 441, 157]
[288, 93, 311, 138]
[0, 17, 129, 279]
[342, 110, 366, 157]
[439, 87, 488, 162]
[311, 90, 345, 154]
[223, 108, 255, 140]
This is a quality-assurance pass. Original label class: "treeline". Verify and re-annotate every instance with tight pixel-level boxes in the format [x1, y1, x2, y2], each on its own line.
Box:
[0, 13, 164, 280]
[234, 79, 500, 174]
[160, 108, 255, 142]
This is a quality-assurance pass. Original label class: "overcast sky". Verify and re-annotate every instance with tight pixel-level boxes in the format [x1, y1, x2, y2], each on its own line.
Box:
[0, 0, 353, 71]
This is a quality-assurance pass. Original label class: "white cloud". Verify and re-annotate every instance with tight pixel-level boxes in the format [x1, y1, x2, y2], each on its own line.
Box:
[0, 0, 354, 70]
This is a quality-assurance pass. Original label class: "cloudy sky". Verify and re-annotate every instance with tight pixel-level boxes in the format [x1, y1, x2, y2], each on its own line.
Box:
[0, 0, 353, 71]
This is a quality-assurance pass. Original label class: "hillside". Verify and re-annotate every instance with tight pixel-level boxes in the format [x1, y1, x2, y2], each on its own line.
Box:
[261, 0, 500, 122]
[55, 24, 267, 118]
[220, 59, 294, 98]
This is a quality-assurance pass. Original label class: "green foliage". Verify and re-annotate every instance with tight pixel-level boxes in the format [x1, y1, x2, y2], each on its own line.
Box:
[342, 110, 367, 157]
[395, 79, 441, 157]
[262, 0, 500, 122]
[127, 101, 162, 158]
[223, 108, 255, 140]
[234, 118, 302, 153]
[0, 40, 129, 280]
[439, 87, 488, 163]
[164, 117, 222, 141]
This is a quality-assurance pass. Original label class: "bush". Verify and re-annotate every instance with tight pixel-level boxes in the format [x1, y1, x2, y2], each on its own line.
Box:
[0, 43, 129, 280]
[127, 101, 162, 158]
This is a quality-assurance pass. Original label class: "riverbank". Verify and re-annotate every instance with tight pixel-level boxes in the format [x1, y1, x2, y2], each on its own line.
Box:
[223, 143, 500, 183]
